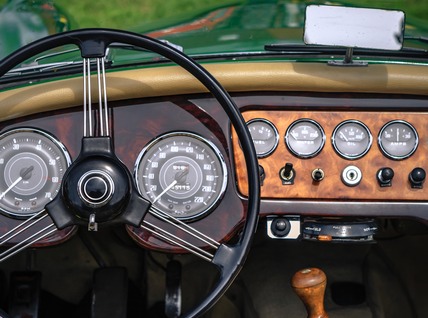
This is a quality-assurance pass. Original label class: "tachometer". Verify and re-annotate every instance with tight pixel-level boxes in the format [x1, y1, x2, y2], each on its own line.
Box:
[0, 128, 71, 217]
[134, 132, 227, 221]
[378, 120, 418, 160]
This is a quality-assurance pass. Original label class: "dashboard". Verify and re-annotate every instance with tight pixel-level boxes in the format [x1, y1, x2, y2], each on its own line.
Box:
[1, 61, 428, 252]
[234, 110, 426, 200]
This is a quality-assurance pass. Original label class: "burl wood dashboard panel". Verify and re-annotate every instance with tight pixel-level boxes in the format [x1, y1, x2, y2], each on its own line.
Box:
[233, 111, 428, 201]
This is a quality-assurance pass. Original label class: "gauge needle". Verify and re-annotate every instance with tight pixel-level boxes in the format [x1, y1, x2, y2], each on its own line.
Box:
[0, 177, 22, 200]
[152, 167, 190, 204]
[153, 180, 177, 204]
[0, 166, 34, 200]
[340, 132, 349, 142]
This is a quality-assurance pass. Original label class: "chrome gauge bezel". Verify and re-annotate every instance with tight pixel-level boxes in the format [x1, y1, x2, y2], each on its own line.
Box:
[134, 131, 228, 221]
[246, 118, 279, 158]
[332, 120, 373, 160]
[0, 128, 72, 218]
[285, 119, 325, 158]
[378, 120, 419, 160]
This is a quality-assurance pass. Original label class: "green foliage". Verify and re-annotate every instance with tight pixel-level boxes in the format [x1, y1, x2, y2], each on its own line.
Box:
[0, 0, 426, 29]
[53, 0, 243, 29]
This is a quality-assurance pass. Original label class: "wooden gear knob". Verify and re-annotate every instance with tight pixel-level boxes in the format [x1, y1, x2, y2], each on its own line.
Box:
[291, 268, 329, 318]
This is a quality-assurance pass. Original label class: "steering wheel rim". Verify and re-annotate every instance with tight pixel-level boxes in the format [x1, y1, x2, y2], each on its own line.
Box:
[0, 28, 260, 317]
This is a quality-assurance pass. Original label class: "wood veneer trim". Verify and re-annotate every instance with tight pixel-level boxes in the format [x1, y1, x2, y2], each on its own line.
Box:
[233, 110, 428, 201]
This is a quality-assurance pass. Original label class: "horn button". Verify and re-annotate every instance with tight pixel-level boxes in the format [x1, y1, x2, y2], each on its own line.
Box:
[78, 170, 114, 207]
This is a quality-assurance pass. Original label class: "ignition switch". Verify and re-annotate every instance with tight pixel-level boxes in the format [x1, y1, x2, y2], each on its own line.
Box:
[341, 165, 362, 187]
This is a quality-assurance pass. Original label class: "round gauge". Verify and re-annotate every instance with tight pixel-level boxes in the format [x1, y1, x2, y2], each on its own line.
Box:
[378, 120, 418, 160]
[246, 119, 279, 158]
[285, 119, 325, 158]
[134, 132, 227, 221]
[0, 128, 71, 217]
[332, 120, 372, 159]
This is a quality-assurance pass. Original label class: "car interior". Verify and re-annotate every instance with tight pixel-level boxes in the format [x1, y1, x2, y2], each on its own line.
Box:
[0, 3, 427, 318]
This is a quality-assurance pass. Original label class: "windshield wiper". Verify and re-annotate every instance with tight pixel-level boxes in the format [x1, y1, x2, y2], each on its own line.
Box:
[264, 44, 428, 59]
[404, 36, 428, 45]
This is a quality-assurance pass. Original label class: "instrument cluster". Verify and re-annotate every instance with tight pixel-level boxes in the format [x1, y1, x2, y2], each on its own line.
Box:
[233, 110, 428, 201]
[0, 128, 227, 221]
[247, 118, 418, 161]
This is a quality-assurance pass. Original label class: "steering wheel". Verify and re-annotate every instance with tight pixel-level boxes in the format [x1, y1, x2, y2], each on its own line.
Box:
[0, 29, 260, 317]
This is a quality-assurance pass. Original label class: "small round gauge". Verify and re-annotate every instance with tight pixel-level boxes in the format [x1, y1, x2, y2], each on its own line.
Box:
[332, 120, 372, 159]
[0, 128, 71, 217]
[246, 119, 279, 158]
[378, 120, 418, 160]
[134, 132, 227, 221]
[285, 119, 325, 158]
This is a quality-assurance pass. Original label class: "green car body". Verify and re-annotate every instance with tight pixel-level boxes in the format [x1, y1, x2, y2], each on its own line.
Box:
[1, 0, 427, 65]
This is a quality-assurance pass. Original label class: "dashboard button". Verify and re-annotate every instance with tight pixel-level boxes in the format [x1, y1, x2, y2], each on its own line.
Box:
[409, 167, 425, 189]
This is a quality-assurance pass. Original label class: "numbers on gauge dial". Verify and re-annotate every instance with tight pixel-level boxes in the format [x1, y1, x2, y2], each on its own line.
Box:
[246, 119, 279, 158]
[285, 119, 325, 158]
[378, 120, 418, 160]
[332, 120, 372, 159]
[0, 128, 71, 217]
[134, 132, 227, 221]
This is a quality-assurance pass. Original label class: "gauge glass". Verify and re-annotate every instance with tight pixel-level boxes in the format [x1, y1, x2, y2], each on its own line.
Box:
[0, 128, 71, 217]
[378, 120, 418, 160]
[134, 132, 227, 221]
[332, 120, 372, 159]
[246, 119, 279, 158]
[285, 119, 325, 158]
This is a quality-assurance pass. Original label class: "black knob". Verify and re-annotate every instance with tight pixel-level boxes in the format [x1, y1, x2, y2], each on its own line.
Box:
[271, 218, 291, 237]
[259, 165, 265, 185]
[377, 167, 394, 187]
[409, 167, 426, 188]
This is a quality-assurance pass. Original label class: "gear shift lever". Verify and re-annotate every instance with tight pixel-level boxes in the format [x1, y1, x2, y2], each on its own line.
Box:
[291, 268, 329, 318]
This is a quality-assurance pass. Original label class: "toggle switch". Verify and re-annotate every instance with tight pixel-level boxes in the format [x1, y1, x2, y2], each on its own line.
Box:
[279, 163, 295, 185]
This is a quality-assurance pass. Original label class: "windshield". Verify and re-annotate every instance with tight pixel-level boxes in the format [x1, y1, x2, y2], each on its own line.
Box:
[1, 0, 427, 69]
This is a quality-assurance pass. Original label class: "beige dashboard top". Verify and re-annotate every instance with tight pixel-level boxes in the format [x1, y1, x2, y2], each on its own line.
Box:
[0, 61, 427, 121]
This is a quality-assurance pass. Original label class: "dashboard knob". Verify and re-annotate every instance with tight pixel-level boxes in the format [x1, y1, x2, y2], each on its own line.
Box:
[409, 167, 426, 189]
[377, 167, 394, 187]
[312, 168, 325, 182]
[270, 218, 291, 237]
[259, 165, 266, 185]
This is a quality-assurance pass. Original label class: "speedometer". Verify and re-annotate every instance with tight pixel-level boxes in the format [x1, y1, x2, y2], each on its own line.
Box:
[134, 132, 227, 221]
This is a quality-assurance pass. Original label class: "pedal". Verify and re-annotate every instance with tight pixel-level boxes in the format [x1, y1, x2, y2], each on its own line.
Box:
[8, 271, 41, 318]
[92, 267, 128, 318]
[165, 260, 181, 318]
